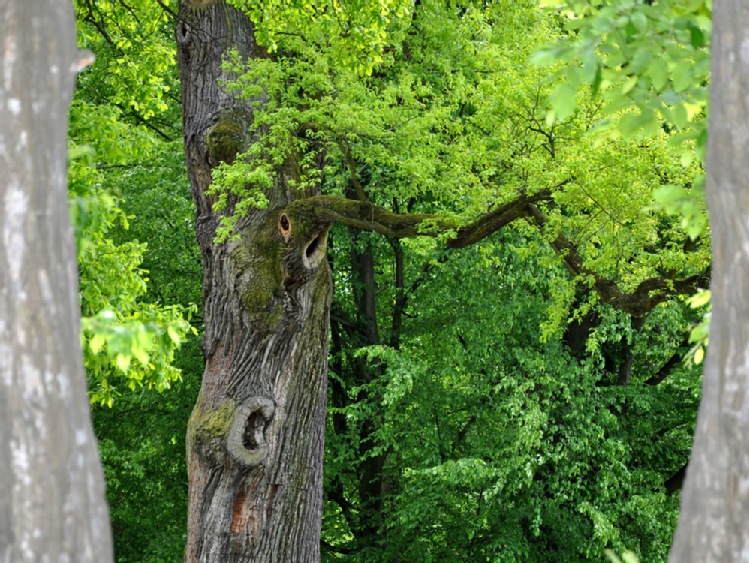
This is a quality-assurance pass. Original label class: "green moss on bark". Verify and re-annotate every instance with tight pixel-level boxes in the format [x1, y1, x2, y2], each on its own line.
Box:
[230, 204, 331, 331]
[187, 396, 235, 448]
[206, 110, 249, 165]
[231, 215, 285, 330]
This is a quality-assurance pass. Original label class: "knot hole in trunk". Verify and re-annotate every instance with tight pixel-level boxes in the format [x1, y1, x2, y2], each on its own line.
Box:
[227, 397, 275, 468]
[303, 227, 329, 270]
[278, 213, 291, 243]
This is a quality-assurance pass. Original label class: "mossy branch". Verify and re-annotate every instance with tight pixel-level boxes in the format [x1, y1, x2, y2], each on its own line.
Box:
[288, 189, 553, 247]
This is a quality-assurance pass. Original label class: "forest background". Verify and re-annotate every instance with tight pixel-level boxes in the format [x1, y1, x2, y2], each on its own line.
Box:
[69, 0, 710, 560]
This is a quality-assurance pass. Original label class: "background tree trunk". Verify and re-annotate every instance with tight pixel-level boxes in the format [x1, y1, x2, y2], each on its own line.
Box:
[0, 1, 112, 561]
[670, 2, 749, 560]
[176, 2, 332, 561]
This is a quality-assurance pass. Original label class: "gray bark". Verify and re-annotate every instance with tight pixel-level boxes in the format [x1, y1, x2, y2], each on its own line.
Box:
[669, 2, 749, 560]
[0, 1, 113, 561]
[176, 2, 331, 561]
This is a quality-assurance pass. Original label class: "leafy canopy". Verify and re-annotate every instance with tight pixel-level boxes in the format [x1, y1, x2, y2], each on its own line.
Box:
[71, 0, 196, 406]
[533, 0, 711, 239]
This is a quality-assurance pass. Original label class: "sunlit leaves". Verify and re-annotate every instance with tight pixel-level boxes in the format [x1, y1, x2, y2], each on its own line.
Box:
[68, 97, 197, 406]
[533, 0, 710, 145]
[228, 0, 412, 75]
[652, 181, 707, 240]
[74, 0, 177, 122]
[685, 289, 711, 366]
[82, 306, 197, 407]
[72, 185, 197, 405]
[549, 82, 578, 123]
[533, 0, 711, 245]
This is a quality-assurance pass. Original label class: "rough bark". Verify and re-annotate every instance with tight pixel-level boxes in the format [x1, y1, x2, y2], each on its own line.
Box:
[0, 1, 112, 560]
[669, 2, 749, 560]
[177, 2, 331, 561]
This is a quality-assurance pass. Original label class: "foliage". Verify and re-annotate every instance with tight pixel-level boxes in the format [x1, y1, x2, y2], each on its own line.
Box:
[532, 0, 711, 237]
[324, 232, 700, 561]
[74, 0, 178, 124]
[69, 101, 196, 406]
[93, 357, 200, 563]
[228, 0, 412, 74]
[606, 549, 641, 563]
[69, 0, 709, 560]
[212, 0, 709, 291]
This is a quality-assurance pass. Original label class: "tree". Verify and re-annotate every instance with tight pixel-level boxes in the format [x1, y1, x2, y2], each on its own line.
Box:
[0, 1, 112, 560]
[177, 5, 332, 560]
[175, 0, 707, 560]
[669, 2, 749, 559]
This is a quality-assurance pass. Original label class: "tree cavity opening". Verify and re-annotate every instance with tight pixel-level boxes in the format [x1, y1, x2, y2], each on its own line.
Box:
[302, 227, 329, 270]
[278, 213, 291, 242]
[242, 410, 266, 450]
[227, 397, 275, 467]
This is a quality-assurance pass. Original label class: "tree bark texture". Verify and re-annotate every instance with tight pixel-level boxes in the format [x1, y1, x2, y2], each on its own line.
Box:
[670, 2, 749, 560]
[176, 2, 332, 561]
[0, 1, 113, 561]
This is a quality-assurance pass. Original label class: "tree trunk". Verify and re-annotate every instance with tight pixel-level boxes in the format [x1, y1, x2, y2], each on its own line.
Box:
[176, 2, 332, 561]
[0, 1, 112, 561]
[349, 232, 387, 548]
[669, 2, 749, 560]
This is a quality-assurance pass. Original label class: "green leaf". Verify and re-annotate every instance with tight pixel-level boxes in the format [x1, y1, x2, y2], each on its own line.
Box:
[647, 58, 668, 92]
[621, 76, 638, 94]
[689, 24, 706, 48]
[688, 290, 711, 309]
[630, 12, 648, 34]
[693, 346, 704, 365]
[618, 113, 642, 139]
[550, 83, 577, 122]
[530, 46, 565, 67]
[672, 103, 689, 129]
[167, 326, 182, 345]
[116, 354, 131, 372]
[591, 63, 603, 97]
[90, 333, 106, 354]
[672, 62, 692, 92]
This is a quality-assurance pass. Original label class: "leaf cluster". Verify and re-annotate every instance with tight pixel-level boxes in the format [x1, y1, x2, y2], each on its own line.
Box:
[69, 88, 197, 406]
[533, 0, 711, 238]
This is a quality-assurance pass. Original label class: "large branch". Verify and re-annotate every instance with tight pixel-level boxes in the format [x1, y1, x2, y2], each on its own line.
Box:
[290, 189, 553, 246]
[645, 343, 689, 386]
[289, 186, 707, 319]
[526, 203, 709, 317]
